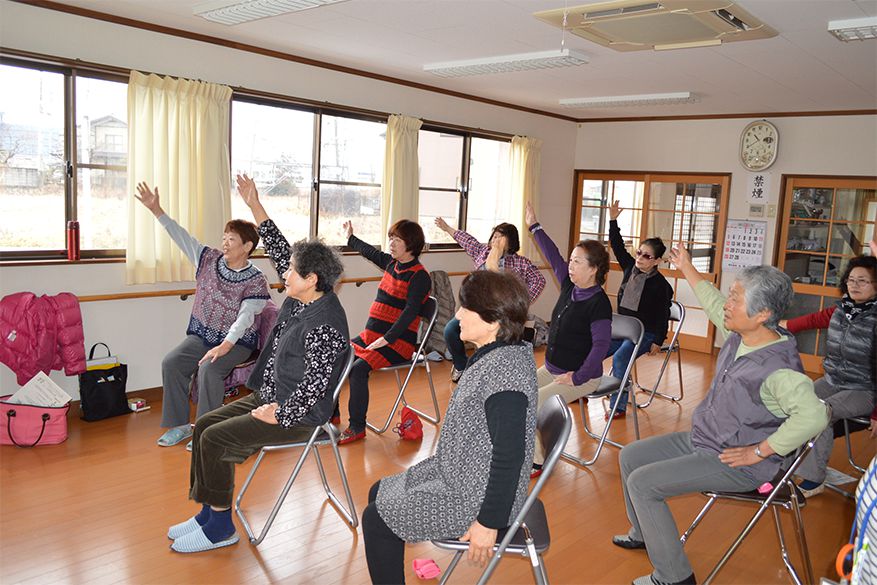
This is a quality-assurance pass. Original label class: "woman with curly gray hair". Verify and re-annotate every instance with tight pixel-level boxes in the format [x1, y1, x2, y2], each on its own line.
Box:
[615, 245, 829, 585]
[165, 175, 350, 554]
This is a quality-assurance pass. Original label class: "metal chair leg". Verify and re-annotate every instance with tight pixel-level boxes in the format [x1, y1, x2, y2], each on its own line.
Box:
[790, 489, 815, 585]
[367, 361, 441, 434]
[771, 505, 804, 585]
[562, 396, 623, 467]
[636, 346, 685, 408]
[438, 551, 464, 585]
[680, 495, 717, 544]
[312, 435, 358, 528]
[402, 361, 442, 425]
[702, 492, 777, 584]
[845, 418, 868, 473]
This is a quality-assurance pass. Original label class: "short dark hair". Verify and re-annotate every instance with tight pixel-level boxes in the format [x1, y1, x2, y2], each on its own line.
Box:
[225, 219, 259, 257]
[388, 219, 425, 257]
[458, 271, 529, 343]
[291, 239, 344, 293]
[839, 255, 877, 296]
[575, 240, 610, 286]
[641, 237, 667, 259]
[490, 223, 520, 255]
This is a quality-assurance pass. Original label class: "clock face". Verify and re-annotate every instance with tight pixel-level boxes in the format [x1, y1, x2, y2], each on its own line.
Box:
[740, 121, 778, 171]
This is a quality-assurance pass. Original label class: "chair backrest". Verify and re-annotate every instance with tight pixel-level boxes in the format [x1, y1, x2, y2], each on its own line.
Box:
[256, 300, 280, 351]
[669, 300, 685, 324]
[412, 296, 439, 355]
[330, 345, 356, 405]
[610, 313, 645, 346]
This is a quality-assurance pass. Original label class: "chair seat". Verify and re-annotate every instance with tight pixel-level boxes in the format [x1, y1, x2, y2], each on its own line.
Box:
[590, 375, 624, 397]
[376, 355, 427, 372]
[703, 482, 806, 507]
[433, 499, 551, 554]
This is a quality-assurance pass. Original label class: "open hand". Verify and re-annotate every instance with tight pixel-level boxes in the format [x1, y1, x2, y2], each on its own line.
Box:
[668, 245, 692, 271]
[343, 220, 354, 239]
[719, 445, 763, 467]
[609, 199, 623, 220]
[459, 520, 497, 566]
[198, 341, 233, 366]
[134, 182, 163, 216]
[648, 343, 661, 356]
[553, 372, 574, 386]
[251, 402, 279, 424]
[365, 336, 388, 351]
[236, 174, 259, 207]
[525, 201, 537, 227]
[435, 217, 453, 235]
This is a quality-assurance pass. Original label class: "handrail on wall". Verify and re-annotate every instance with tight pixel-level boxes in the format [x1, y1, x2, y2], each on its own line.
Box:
[75, 270, 491, 303]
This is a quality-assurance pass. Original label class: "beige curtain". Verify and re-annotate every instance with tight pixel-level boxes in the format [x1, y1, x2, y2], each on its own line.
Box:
[126, 71, 232, 284]
[380, 114, 422, 247]
[510, 135, 542, 258]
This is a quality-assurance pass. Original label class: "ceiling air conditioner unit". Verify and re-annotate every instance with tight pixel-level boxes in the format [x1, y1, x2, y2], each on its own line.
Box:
[534, 0, 777, 52]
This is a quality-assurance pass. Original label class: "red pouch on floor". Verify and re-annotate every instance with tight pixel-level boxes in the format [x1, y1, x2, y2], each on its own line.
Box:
[393, 406, 423, 441]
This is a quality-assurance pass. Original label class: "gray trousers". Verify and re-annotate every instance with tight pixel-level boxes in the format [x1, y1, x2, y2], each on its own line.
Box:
[620, 432, 759, 583]
[797, 376, 876, 484]
[160, 334, 253, 428]
[189, 393, 313, 508]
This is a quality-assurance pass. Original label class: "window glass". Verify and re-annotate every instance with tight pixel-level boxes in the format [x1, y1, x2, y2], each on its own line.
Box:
[231, 100, 314, 244]
[466, 137, 511, 240]
[0, 64, 66, 251]
[418, 130, 463, 244]
[76, 76, 128, 250]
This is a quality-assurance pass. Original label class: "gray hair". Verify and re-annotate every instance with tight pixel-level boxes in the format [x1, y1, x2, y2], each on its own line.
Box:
[291, 239, 344, 292]
[735, 265, 794, 329]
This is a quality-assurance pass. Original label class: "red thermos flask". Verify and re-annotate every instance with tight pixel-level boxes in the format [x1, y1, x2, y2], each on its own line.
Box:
[66, 220, 80, 261]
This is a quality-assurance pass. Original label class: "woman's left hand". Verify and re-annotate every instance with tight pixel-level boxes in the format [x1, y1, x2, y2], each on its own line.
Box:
[251, 403, 279, 424]
[366, 336, 389, 351]
[459, 520, 497, 566]
[719, 445, 763, 467]
[199, 340, 233, 365]
[648, 343, 661, 356]
[553, 372, 574, 386]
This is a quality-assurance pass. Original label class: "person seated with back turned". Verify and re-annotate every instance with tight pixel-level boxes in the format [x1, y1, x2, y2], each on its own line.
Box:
[165, 174, 349, 554]
[615, 244, 829, 585]
[525, 201, 612, 478]
[604, 199, 673, 420]
[434, 216, 546, 382]
[337, 218, 432, 444]
[134, 182, 270, 449]
[362, 270, 537, 584]
[779, 242, 877, 497]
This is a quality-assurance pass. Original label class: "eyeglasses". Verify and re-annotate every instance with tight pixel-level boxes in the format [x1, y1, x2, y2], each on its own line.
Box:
[846, 277, 876, 287]
[635, 250, 656, 260]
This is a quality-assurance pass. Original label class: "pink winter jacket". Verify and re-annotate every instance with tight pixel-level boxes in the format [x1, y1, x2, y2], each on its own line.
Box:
[0, 292, 87, 385]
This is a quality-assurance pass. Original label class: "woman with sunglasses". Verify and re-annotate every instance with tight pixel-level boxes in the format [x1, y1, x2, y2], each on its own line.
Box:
[780, 242, 877, 497]
[604, 200, 674, 420]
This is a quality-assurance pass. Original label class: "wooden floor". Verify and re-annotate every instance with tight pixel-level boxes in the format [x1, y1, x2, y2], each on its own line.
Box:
[0, 348, 871, 585]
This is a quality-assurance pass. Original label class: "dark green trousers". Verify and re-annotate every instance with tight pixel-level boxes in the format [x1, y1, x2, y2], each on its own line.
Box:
[189, 393, 313, 508]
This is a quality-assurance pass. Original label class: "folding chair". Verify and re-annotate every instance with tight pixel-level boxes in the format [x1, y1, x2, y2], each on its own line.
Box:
[679, 436, 818, 585]
[366, 296, 441, 434]
[636, 300, 685, 408]
[562, 314, 643, 468]
[841, 415, 870, 474]
[234, 347, 358, 545]
[432, 394, 572, 585]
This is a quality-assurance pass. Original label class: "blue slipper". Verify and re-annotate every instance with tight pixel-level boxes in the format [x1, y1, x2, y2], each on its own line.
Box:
[158, 425, 193, 447]
[186, 440, 193, 452]
[167, 516, 201, 540]
[171, 526, 239, 553]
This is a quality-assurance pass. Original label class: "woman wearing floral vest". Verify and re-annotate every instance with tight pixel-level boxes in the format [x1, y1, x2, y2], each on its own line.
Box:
[135, 183, 270, 449]
[615, 245, 829, 585]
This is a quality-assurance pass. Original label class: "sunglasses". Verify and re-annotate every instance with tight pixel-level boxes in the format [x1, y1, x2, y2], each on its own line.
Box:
[635, 250, 657, 260]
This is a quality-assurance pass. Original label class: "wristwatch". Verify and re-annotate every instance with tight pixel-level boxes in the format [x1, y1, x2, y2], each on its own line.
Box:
[754, 444, 767, 459]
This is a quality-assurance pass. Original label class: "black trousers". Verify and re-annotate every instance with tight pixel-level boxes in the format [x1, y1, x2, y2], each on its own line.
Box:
[362, 480, 406, 584]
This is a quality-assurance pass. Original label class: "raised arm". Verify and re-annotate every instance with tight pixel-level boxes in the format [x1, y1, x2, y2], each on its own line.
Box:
[237, 174, 269, 225]
[345, 220, 393, 270]
[608, 200, 635, 270]
[527, 200, 569, 285]
[136, 182, 204, 265]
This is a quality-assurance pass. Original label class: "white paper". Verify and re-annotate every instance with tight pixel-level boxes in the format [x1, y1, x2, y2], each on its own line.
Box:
[6, 371, 72, 407]
[722, 219, 766, 271]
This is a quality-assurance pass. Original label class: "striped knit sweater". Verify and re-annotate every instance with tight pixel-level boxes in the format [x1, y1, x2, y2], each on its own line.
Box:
[348, 234, 431, 369]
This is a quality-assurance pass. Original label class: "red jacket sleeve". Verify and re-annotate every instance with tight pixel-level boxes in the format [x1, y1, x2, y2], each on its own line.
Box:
[786, 306, 835, 334]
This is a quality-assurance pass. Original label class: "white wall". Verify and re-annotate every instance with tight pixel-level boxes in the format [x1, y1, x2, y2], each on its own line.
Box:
[0, 1, 575, 396]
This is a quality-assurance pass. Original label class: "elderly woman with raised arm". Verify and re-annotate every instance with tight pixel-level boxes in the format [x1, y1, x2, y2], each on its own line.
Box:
[614, 245, 829, 585]
[163, 175, 349, 554]
[434, 217, 546, 382]
[780, 241, 877, 497]
[134, 183, 270, 449]
[525, 201, 612, 477]
[362, 270, 537, 584]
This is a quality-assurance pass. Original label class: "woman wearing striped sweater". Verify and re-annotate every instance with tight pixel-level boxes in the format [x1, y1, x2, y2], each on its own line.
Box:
[338, 219, 432, 444]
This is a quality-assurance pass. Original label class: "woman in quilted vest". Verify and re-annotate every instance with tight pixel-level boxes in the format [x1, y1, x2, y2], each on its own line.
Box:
[781, 244, 877, 497]
[614, 245, 828, 585]
[362, 271, 537, 584]
[135, 183, 270, 449]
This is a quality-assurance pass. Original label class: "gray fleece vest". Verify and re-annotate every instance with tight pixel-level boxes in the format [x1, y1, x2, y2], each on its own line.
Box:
[690, 331, 803, 484]
[246, 292, 350, 427]
[823, 302, 877, 393]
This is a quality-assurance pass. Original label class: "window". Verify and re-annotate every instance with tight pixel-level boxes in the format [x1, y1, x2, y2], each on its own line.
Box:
[0, 61, 128, 257]
[418, 129, 464, 245]
[231, 99, 314, 244]
[466, 137, 511, 240]
[573, 171, 730, 353]
[317, 114, 385, 246]
[777, 176, 876, 373]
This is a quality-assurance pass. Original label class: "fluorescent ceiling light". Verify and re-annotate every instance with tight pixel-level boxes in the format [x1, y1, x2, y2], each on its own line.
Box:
[828, 16, 877, 42]
[423, 49, 588, 78]
[559, 92, 698, 108]
[194, 0, 349, 25]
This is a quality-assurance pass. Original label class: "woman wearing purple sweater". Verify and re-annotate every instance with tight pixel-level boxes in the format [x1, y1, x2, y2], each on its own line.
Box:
[526, 202, 612, 475]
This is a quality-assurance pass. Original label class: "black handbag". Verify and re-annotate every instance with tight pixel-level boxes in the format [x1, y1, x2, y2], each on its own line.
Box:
[78, 343, 130, 422]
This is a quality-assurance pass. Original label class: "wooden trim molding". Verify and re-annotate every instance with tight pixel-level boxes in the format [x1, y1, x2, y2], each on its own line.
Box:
[576, 109, 877, 123]
[9, 0, 577, 122]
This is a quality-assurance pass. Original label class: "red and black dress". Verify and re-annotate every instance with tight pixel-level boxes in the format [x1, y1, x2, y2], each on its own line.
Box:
[342, 234, 431, 433]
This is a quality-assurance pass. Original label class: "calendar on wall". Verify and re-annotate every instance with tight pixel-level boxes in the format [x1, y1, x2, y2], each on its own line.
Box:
[722, 219, 766, 270]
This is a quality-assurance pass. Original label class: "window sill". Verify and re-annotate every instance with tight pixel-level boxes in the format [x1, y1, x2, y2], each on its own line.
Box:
[0, 257, 126, 267]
